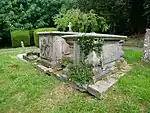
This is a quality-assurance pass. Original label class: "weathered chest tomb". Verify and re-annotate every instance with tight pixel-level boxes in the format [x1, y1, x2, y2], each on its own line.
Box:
[38, 31, 127, 81]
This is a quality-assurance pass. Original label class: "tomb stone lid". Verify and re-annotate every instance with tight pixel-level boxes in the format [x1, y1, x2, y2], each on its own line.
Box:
[37, 31, 79, 35]
[37, 31, 127, 41]
[62, 34, 127, 41]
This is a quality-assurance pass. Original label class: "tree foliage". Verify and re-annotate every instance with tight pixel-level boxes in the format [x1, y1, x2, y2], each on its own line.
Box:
[0, 0, 64, 31]
[76, 0, 148, 34]
[0, 0, 66, 47]
[53, 9, 109, 32]
[0, 0, 150, 47]
[75, 0, 128, 34]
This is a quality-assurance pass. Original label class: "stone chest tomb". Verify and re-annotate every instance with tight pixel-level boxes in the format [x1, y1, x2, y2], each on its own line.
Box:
[37, 31, 127, 82]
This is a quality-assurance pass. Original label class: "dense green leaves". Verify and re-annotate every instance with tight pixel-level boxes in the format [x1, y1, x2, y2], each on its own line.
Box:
[68, 63, 93, 85]
[76, 0, 128, 34]
[78, 37, 104, 59]
[0, 0, 64, 47]
[76, 0, 148, 34]
[0, 0, 150, 48]
[11, 30, 30, 47]
[0, 0, 64, 31]
[53, 9, 109, 32]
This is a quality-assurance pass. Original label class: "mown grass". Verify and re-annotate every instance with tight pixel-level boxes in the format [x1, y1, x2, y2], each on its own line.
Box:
[0, 49, 60, 113]
[0, 48, 150, 113]
[123, 49, 143, 64]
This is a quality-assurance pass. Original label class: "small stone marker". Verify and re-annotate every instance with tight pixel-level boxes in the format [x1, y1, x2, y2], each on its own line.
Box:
[68, 22, 72, 32]
[21, 41, 25, 52]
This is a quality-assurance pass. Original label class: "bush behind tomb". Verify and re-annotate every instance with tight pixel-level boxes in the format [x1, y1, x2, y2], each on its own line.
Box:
[11, 30, 30, 47]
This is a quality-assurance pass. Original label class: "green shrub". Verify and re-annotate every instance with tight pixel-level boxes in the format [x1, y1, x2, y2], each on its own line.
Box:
[68, 63, 93, 86]
[34, 28, 57, 47]
[11, 30, 30, 47]
[29, 30, 35, 46]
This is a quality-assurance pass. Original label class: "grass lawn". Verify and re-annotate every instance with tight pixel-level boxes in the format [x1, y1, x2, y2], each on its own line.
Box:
[0, 48, 150, 113]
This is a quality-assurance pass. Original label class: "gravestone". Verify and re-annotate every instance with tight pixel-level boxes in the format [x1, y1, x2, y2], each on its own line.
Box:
[143, 29, 150, 62]
[37, 31, 127, 79]
[38, 32, 79, 67]
[37, 31, 128, 99]
[61, 33, 127, 82]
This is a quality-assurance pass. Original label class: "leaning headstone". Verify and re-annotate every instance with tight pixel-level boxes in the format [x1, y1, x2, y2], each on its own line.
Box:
[143, 29, 150, 63]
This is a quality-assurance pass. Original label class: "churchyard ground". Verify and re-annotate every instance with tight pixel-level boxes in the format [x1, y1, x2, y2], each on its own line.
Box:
[0, 47, 150, 113]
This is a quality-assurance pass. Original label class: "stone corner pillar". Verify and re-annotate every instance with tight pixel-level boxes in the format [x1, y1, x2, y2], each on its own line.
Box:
[143, 29, 150, 63]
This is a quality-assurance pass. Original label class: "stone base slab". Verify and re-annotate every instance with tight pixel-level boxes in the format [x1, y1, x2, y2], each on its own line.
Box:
[37, 58, 52, 68]
[87, 78, 117, 99]
[35, 63, 53, 74]
[87, 65, 131, 99]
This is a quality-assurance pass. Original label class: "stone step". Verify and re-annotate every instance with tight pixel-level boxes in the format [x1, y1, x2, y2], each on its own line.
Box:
[37, 58, 52, 68]
[35, 64, 53, 74]
[87, 78, 118, 99]
[37, 58, 61, 69]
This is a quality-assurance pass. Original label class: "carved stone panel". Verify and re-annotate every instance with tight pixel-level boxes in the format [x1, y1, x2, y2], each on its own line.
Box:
[52, 36, 70, 61]
[39, 35, 53, 60]
[102, 41, 120, 65]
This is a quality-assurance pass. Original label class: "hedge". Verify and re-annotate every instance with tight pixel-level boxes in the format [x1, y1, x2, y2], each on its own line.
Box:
[11, 30, 30, 47]
[0, 30, 11, 48]
[29, 30, 35, 46]
[34, 28, 57, 47]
